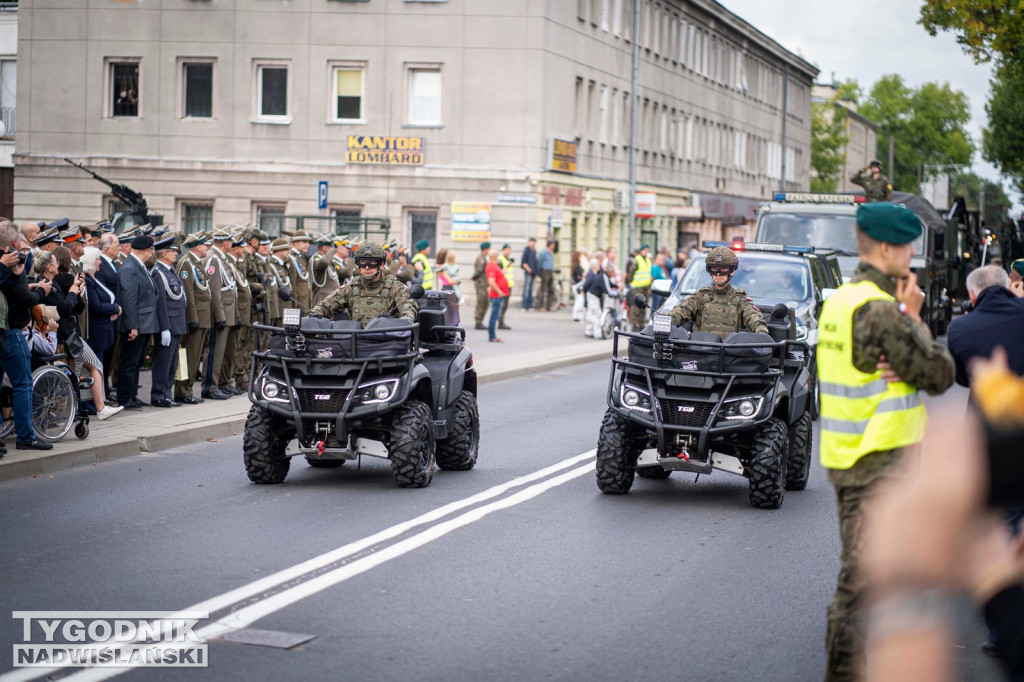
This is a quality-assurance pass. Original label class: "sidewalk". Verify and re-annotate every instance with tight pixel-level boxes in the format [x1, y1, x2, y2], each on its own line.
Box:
[0, 299, 614, 481]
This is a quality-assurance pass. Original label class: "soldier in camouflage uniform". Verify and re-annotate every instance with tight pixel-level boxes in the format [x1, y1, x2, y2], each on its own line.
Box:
[849, 160, 892, 203]
[818, 202, 954, 682]
[310, 242, 418, 326]
[669, 246, 768, 338]
[472, 242, 491, 330]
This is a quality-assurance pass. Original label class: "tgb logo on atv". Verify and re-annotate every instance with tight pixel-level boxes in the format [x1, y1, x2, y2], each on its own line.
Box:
[677, 405, 696, 413]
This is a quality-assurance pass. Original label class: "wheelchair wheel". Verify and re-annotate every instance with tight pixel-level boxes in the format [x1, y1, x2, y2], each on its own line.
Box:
[75, 421, 89, 440]
[32, 365, 78, 443]
[599, 310, 615, 340]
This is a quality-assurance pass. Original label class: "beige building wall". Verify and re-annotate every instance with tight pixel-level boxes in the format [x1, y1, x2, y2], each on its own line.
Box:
[14, 0, 816, 275]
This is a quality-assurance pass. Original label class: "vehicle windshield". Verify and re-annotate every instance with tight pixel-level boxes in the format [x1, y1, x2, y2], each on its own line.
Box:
[758, 211, 925, 256]
[675, 255, 813, 305]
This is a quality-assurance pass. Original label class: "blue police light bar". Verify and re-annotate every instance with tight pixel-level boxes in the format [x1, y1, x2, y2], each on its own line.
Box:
[773, 192, 866, 204]
[702, 240, 815, 254]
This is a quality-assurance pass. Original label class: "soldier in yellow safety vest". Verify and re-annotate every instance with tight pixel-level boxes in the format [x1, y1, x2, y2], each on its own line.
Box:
[626, 244, 653, 330]
[411, 240, 434, 290]
[817, 202, 954, 682]
[497, 244, 515, 330]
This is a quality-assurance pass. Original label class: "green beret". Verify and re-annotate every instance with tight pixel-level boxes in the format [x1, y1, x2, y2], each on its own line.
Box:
[1011, 259, 1024, 277]
[415, 239, 430, 251]
[480, 241, 491, 250]
[855, 202, 921, 245]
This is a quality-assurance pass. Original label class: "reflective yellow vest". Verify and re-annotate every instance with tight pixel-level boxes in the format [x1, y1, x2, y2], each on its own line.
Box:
[818, 280, 927, 470]
[412, 253, 434, 290]
[631, 254, 652, 287]
[499, 254, 514, 290]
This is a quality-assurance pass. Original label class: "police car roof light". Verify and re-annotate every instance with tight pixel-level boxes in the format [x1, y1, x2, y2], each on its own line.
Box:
[772, 192, 867, 205]
[703, 240, 815, 254]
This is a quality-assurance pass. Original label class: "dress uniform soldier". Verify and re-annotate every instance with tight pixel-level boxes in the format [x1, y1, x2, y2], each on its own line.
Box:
[203, 228, 238, 400]
[174, 232, 213, 404]
[287, 231, 313, 310]
[670, 246, 768, 338]
[150, 236, 187, 407]
[311, 234, 341, 305]
[627, 244, 654, 330]
[849, 160, 893, 203]
[35, 227, 63, 252]
[817, 202, 954, 681]
[268, 238, 293, 319]
[333, 239, 352, 286]
[310, 242, 418, 325]
[225, 232, 253, 393]
[472, 241, 491, 330]
[256, 233, 280, 331]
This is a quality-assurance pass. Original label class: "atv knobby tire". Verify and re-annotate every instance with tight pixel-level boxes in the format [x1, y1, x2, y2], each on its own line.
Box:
[306, 458, 345, 468]
[243, 405, 292, 484]
[636, 466, 672, 479]
[785, 410, 813, 491]
[809, 354, 820, 421]
[596, 409, 637, 494]
[747, 417, 788, 509]
[435, 390, 479, 471]
[388, 400, 435, 488]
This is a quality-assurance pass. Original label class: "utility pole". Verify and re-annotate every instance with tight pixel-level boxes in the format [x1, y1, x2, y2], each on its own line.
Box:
[626, 0, 641, 258]
[888, 136, 895, 180]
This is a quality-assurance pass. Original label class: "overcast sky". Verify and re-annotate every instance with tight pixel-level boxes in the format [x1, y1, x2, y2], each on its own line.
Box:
[717, 0, 1012, 207]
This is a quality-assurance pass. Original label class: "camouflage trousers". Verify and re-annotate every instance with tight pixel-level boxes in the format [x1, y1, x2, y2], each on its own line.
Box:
[628, 286, 650, 330]
[825, 448, 903, 682]
[474, 283, 489, 324]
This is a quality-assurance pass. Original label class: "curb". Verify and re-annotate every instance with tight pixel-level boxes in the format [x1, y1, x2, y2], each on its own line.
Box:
[0, 348, 614, 482]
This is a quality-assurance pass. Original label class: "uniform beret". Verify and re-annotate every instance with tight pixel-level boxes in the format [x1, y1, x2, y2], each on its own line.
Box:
[415, 239, 430, 251]
[855, 202, 921, 245]
[640, 243, 650, 250]
[131, 235, 155, 250]
[1011, 259, 1024, 277]
[502, 243, 511, 250]
[479, 241, 491, 250]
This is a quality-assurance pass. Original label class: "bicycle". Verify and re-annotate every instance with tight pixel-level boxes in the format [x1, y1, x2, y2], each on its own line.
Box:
[0, 353, 91, 442]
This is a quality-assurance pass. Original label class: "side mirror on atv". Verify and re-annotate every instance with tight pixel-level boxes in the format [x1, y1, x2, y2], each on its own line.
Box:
[278, 286, 293, 302]
[771, 303, 789, 321]
[632, 293, 648, 310]
[408, 284, 425, 299]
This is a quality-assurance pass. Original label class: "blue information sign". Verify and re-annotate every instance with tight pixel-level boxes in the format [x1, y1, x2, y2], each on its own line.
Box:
[318, 181, 328, 210]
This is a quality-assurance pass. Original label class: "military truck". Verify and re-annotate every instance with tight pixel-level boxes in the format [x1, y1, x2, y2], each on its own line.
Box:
[754, 191, 952, 337]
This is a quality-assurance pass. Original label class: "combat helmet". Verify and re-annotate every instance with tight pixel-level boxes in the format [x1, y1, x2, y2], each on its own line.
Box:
[353, 241, 386, 263]
[705, 246, 739, 273]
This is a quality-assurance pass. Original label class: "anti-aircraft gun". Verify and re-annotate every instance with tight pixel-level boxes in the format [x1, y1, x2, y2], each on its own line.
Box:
[64, 158, 163, 234]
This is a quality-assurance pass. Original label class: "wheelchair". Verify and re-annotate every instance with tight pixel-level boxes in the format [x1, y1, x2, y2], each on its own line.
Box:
[0, 352, 91, 443]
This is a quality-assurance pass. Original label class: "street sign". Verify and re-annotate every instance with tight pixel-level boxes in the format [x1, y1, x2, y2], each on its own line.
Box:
[318, 181, 328, 210]
[497, 193, 538, 205]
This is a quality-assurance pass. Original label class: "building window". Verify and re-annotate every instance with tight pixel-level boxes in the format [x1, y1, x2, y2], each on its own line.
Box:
[180, 201, 213, 234]
[255, 61, 290, 122]
[182, 61, 214, 118]
[0, 58, 14, 138]
[108, 59, 140, 118]
[407, 67, 441, 126]
[256, 204, 286, 237]
[331, 65, 364, 122]
[408, 210, 437, 249]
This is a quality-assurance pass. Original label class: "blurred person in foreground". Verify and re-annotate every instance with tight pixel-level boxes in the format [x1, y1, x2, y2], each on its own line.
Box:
[862, 348, 1024, 682]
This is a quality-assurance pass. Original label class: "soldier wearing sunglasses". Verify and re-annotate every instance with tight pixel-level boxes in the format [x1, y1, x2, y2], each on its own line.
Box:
[309, 241, 417, 327]
[669, 246, 767, 339]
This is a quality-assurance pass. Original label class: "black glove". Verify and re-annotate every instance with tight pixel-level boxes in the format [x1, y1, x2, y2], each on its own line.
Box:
[215, 320, 226, 331]
[188, 321, 199, 333]
[308, 313, 325, 319]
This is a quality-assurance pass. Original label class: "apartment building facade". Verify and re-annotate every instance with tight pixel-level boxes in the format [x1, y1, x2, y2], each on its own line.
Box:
[14, 0, 816, 264]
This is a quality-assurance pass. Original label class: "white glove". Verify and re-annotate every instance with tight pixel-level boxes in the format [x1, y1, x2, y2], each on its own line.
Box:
[160, 330, 171, 347]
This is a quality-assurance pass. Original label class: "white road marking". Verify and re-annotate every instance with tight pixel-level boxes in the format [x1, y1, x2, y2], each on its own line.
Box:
[3, 451, 596, 682]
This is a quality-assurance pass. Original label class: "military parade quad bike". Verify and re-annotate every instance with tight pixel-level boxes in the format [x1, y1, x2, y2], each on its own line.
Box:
[596, 297, 813, 509]
[243, 287, 479, 488]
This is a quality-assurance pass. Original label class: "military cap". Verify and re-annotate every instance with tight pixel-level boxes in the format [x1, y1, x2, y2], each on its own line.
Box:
[640, 243, 650, 251]
[259, 235, 272, 246]
[136, 223, 153, 235]
[869, 159, 882, 169]
[231, 233, 247, 248]
[271, 237, 291, 252]
[502, 243, 511, 250]
[855, 202, 921, 245]
[415, 239, 430, 251]
[154, 235, 178, 251]
[131, 235, 155, 250]
[98, 222, 114, 233]
[315, 234, 334, 246]
[118, 224, 142, 244]
[290, 230, 312, 243]
[333, 237, 350, 247]
[35, 221, 46, 229]
[241, 227, 259, 242]
[183, 232, 208, 248]
[1011, 259, 1024, 277]
[47, 218, 69, 231]
[479, 241, 491, 250]
[60, 226, 83, 244]
[35, 227, 63, 247]
[210, 226, 233, 242]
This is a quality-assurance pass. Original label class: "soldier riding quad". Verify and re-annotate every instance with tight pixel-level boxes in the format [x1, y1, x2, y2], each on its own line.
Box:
[243, 286, 478, 488]
[595, 297, 813, 509]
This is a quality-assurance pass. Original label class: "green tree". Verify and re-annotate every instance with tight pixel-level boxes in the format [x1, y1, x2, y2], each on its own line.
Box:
[811, 101, 848, 193]
[983, 60, 1024, 193]
[836, 79, 861, 105]
[859, 75, 974, 193]
[919, 0, 1024, 63]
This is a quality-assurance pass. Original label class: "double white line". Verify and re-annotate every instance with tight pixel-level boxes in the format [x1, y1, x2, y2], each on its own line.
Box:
[3, 451, 597, 682]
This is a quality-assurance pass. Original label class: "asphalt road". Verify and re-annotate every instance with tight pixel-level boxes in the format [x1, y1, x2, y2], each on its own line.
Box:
[0, 361, 1006, 681]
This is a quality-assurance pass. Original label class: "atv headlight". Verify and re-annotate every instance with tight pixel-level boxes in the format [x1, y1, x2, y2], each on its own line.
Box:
[264, 382, 279, 399]
[795, 323, 808, 340]
[619, 384, 652, 412]
[719, 395, 764, 421]
[260, 375, 289, 403]
[356, 379, 399, 405]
